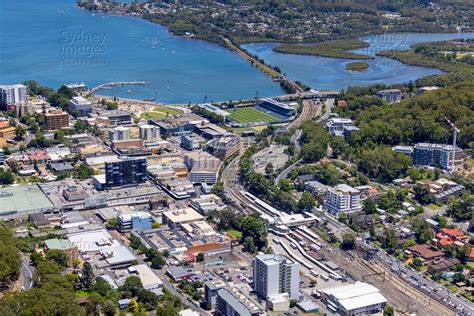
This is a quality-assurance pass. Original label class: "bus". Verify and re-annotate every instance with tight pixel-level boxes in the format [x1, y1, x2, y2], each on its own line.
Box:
[320, 274, 329, 282]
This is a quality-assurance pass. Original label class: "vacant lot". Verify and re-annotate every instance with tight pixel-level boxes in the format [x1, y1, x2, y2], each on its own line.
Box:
[226, 107, 277, 123]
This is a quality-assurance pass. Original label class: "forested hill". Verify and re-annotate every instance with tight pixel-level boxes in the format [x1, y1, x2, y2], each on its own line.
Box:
[353, 80, 474, 149]
[82, 0, 473, 43]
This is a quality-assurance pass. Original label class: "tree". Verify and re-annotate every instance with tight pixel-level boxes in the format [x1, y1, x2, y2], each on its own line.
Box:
[151, 255, 165, 269]
[106, 217, 118, 229]
[211, 181, 224, 197]
[382, 228, 397, 254]
[265, 162, 274, 176]
[128, 299, 139, 313]
[412, 257, 423, 269]
[137, 289, 160, 311]
[15, 125, 26, 140]
[79, 262, 94, 289]
[45, 249, 68, 267]
[129, 235, 142, 250]
[363, 198, 377, 214]
[453, 272, 466, 283]
[0, 227, 21, 287]
[121, 276, 143, 297]
[196, 253, 205, 262]
[411, 217, 434, 243]
[383, 305, 394, 316]
[297, 192, 316, 212]
[102, 301, 116, 316]
[90, 277, 113, 297]
[278, 179, 292, 192]
[341, 233, 356, 250]
[414, 184, 434, 205]
[0, 169, 15, 185]
[30, 252, 44, 267]
[74, 163, 93, 180]
[0, 259, 81, 315]
[301, 142, 326, 163]
[240, 215, 267, 253]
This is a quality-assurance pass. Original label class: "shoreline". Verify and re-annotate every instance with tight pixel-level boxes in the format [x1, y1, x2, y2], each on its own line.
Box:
[75, 3, 474, 96]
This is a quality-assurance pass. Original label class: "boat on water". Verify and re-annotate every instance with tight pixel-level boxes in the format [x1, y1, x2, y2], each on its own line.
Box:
[126, 90, 131, 94]
[167, 86, 171, 90]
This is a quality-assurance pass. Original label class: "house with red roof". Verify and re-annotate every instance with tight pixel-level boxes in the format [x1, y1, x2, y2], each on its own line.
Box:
[436, 228, 469, 248]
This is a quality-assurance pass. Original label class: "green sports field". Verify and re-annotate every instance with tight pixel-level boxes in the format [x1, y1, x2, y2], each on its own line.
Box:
[225, 107, 277, 123]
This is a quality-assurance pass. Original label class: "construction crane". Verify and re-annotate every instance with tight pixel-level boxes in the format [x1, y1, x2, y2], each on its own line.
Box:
[445, 117, 460, 172]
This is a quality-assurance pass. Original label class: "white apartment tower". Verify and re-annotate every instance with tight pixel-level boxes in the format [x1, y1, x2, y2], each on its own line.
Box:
[324, 184, 362, 216]
[0, 84, 27, 108]
[253, 254, 300, 300]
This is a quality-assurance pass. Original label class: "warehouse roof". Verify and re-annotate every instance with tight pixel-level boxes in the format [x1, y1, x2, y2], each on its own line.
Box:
[322, 282, 387, 311]
[0, 184, 53, 215]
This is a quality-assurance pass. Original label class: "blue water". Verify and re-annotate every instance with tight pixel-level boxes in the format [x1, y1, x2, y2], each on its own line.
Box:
[0, 0, 283, 103]
[1, 2, 474, 102]
[242, 32, 474, 90]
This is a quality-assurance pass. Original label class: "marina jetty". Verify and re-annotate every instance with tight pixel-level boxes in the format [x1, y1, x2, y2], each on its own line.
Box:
[90, 81, 150, 94]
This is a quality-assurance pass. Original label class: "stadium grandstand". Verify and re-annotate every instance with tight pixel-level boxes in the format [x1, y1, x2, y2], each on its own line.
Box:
[255, 98, 296, 119]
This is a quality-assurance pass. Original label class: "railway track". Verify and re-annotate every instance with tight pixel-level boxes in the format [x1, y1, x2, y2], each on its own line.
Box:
[288, 99, 320, 129]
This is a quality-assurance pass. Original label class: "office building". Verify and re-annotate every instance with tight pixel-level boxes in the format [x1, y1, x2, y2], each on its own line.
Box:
[117, 211, 152, 232]
[0, 84, 27, 109]
[253, 254, 300, 300]
[181, 133, 201, 150]
[0, 148, 4, 164]
[413, 143, 463, 170]
[45, 109, 69, 130]
[150, 113, 207, 136]
[91, 110, 132, 125]
[203, 280, 227, 309]
[188, 157, 221, 184]
[216, 286, 264, 316]
[206, 135, 241, 160]
[0, 126, 15, 140]
[324, 184, 362, 216]
[128, 264, 163, 295]
[162, 208, 204, 228]
[138, 124, 160, 141]
[392, 145, 414, 157]
[9, 103, 33, 118]
[326, 118, 358, 138]
[105, 157, 147, 188]
[108, 126, 130, 141]
[68, 96, 92, 117]
[377, 89, 402, 103]
[321, 282, 387, 316]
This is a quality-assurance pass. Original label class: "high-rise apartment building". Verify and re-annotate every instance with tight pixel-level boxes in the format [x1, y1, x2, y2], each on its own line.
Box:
[0, 84, 27, 109]
[45, 109, 69, 130]
[253, 254, 300, 300]
[413, 143, 463, 170]
[105, 157, 147, 188]
[324, 184, 362, 216]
